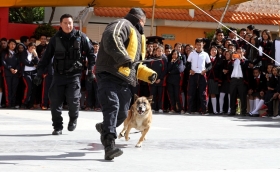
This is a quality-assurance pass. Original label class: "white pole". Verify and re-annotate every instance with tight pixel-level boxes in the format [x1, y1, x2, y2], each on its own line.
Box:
[217, 0, 231, 29]
[150, 0, 156, 36]
[79, 19, 82, 31]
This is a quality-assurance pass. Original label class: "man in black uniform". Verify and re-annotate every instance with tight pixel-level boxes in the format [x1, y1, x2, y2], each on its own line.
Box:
[94, 8, 157, 160]
[34, 14, 95, 135]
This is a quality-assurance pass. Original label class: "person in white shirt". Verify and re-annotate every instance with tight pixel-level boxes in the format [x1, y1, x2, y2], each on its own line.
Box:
[228, 53, 247, 116]
[185, 38, 212, 115]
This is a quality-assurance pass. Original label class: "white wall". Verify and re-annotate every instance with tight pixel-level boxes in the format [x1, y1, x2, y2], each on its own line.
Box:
[44, 7, 85, 24]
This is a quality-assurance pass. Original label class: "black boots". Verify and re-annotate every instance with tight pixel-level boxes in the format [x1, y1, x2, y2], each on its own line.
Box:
[95, 122, 105, 146]
[104, 134, 123, 160]
[96, 122, 123, 160]
[52, 129, 62, 135]
[68, 119, 77, 131]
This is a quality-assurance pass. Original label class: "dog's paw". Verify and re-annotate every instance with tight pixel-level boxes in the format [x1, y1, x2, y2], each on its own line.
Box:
[118, 133, 124, 139]
[135, 143, 142, 148]
[125, 137, 130, 141]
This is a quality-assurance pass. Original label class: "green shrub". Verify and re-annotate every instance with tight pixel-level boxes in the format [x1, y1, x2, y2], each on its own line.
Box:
[205, 26, 241, 40]
[33, 23, 57, 39]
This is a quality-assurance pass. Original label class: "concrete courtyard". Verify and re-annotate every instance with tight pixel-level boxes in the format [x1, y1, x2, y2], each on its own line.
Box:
[0, 109, 280, 172]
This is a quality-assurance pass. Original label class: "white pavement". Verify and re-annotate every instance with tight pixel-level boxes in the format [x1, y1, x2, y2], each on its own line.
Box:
[0, 109, 280, 172]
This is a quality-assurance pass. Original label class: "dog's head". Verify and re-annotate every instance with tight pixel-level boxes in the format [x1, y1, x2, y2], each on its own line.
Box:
[133, 94, 153, 116]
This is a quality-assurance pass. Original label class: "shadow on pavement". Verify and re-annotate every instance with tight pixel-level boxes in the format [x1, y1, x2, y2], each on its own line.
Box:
[0, 152, 109, 162]
[0, 134, 51, 137]
[229, 116, 280, 128]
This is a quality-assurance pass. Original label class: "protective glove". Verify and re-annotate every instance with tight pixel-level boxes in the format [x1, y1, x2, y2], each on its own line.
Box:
[33, 74, 42, 86]
[87, 72, 95, 83]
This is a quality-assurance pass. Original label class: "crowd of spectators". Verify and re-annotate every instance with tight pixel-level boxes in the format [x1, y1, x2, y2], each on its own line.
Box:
[1, 24, 280, 119]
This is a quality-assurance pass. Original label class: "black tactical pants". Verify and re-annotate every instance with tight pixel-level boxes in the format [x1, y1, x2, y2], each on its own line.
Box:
[96, 73, 132, 138]
[48, 74, 81, 130]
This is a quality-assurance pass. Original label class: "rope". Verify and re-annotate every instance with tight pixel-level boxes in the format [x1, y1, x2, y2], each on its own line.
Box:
[187, 0, 280, 65]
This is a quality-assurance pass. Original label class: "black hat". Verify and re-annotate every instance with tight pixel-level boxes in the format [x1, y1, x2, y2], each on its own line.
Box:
[128, 8, 146, 20]
[146, 36, 164, 45]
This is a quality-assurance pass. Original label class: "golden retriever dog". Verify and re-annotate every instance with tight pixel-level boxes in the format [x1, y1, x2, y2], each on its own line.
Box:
[118, 94, 153, 148]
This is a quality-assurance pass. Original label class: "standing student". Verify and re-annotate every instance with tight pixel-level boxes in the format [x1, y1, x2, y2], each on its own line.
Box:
[246, 36, 261, 67]
[1, 39, 20, 108]
[21, 42, 39, 109]
[36, 35, 48, 59]
[15, 43, 25, 108]
[259, 30, 273, 72]
[166, 50, 185, 114]
[228, 53, 248, 116]
[207, 46, 222, 114]
[219, 50, 232, 114]
[148, 46, 167, 112]
[186, 38, 212, 115]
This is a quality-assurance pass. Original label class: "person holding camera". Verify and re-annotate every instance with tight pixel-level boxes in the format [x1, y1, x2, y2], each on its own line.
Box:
[34, 14, 95, 135]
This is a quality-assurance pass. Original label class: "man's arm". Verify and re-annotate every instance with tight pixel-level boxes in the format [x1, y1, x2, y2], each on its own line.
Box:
[81, 33, 95, 71]
[36, 37, 55, 76]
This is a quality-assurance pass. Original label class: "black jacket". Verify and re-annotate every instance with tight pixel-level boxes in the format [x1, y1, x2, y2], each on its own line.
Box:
[36, 43, 48, 59]
[37, 28, 95, 77]
[267, 75, 278, 92]
[1, 51, 20, 77]
[95, 14, 144, 86]
[147, 56, 167, 86]
[249, 74, 267, 93]
[167, 59, 185, 85]
[220, 59, 231, 83]
[207, 56, 223, 83]
[21, 50, 39, 74]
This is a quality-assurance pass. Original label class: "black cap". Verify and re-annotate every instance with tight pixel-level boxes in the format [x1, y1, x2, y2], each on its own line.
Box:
[146, 36, 164, 45]
[128, 8, 146, 20]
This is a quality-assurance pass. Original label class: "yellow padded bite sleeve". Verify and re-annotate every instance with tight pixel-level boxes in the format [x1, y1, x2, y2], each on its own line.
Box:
[137, 63, 157, 84]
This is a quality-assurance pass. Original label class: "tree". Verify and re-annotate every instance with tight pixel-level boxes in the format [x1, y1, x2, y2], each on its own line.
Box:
[9, 7, 44, 24]
[33, 24, 57, 39]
